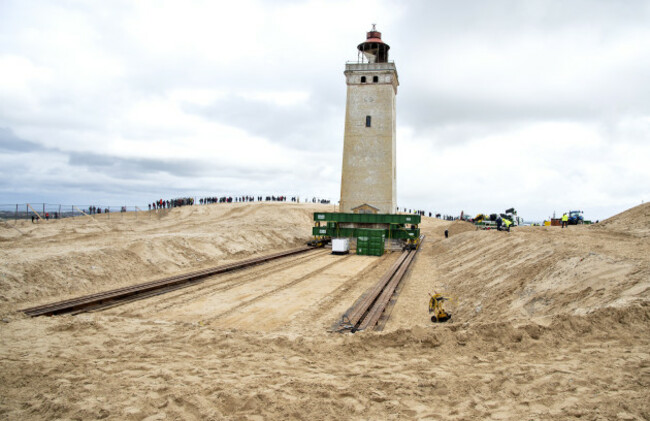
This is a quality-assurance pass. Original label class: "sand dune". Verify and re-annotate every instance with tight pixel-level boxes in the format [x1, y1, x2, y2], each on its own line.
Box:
[0, 202, 648, 420]
[0, 203, 325, 314]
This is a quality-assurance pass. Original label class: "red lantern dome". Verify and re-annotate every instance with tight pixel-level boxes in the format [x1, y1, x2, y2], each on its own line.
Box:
[357, 24, 390, 63]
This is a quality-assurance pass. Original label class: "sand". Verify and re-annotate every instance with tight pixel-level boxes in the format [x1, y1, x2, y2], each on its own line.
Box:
[1, 202, 648, 420]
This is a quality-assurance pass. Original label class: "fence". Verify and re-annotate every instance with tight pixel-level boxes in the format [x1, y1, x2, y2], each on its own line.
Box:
[0, 197, 336, 224]
[0, 203, 155, 222]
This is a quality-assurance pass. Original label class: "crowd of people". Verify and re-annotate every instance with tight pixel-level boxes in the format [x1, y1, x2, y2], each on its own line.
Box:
[199, 195, 291, 204]
[145, 195, 330, 210]
[148, 197, 194, 210]
[31, 212, 60, 223]
[144, 198, 445, 217]
[87, 206, 109, 214]
[396, 207, 462, 220]
[139, 196, 477, 221]
[201, 196, 253, 204]
[159, 195, 333, 207]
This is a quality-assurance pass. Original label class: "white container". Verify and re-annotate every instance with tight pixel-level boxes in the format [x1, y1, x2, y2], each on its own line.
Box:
[332, 238, 350, 254]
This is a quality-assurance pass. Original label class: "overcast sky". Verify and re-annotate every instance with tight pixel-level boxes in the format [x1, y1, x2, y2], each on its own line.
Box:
[1, 0, 649, 220]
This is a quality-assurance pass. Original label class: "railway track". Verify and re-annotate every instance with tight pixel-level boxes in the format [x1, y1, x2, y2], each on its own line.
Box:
[119, 248, 331, 316]
[205, 253, 355, 324]
[21, 245, 321, 317]
[336, 235, 425, 332]
[23, 236, 424, 332]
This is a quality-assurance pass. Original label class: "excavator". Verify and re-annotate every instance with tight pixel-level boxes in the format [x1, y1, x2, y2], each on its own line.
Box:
[428, 293, 451, 323]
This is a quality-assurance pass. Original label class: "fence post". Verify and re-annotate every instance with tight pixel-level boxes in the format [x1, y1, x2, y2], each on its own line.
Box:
[15, 204, 18, 222]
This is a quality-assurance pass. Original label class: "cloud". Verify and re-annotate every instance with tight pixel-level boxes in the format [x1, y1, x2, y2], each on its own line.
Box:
[0, 0, 649, 219]
[396, 120, 650, 219]
[183, 90, 343, 151]
[0, 128, 44, 152]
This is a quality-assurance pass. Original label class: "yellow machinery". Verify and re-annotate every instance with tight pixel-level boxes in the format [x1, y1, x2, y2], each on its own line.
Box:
[403, 236, 420, 250]
[428, 293, 451, 323]
[474, 213, 487, 223]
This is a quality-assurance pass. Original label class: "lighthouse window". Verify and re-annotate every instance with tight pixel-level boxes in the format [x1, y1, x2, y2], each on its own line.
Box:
[360, 76, 366, 83]
[365, 116, 371, 127]
[373, 76, 379, 83]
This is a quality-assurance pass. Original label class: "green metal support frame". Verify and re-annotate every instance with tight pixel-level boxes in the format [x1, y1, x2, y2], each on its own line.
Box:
[311, 226, 419, 239]
[313, 212, 421, 225]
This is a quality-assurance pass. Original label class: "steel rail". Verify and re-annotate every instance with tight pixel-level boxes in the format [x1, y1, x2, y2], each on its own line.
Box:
[344, 250, 411, 327]
[357, 238, 422, 330]
[340, 235, 425, 332]
[21, 245, 318, 317]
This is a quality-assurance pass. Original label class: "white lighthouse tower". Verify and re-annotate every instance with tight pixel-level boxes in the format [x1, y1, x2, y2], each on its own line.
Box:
[339, 25, 399, 214]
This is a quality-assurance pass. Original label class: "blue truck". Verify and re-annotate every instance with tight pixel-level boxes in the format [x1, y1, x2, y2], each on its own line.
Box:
[568, 210, 584, 225]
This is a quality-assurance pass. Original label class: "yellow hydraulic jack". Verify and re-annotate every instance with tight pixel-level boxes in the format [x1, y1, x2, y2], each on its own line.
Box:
[428, 293, 452, 323]
[403, 236, 420, 251]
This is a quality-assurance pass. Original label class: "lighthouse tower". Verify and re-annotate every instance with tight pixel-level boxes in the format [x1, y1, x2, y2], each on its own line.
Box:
[339, 25, 399, 214]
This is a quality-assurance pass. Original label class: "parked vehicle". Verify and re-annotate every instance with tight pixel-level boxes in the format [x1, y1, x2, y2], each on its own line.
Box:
[568, 210, 584, 225]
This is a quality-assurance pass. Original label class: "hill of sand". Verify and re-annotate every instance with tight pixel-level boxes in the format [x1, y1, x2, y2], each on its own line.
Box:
[0, 202, 648, 420]
[0, 202, 325, 313]
[593, 201, 650, 238]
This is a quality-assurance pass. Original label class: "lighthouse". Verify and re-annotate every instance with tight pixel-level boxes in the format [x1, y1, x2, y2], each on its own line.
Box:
[339, 25, 399, 214]
[312, 27, 419, 253]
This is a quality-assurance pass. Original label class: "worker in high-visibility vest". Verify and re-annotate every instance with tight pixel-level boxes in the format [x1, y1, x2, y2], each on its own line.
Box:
[561, 213, 569, 228]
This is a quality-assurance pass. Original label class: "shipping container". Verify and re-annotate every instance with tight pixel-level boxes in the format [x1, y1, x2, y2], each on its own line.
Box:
[356, 229, 385, 256]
